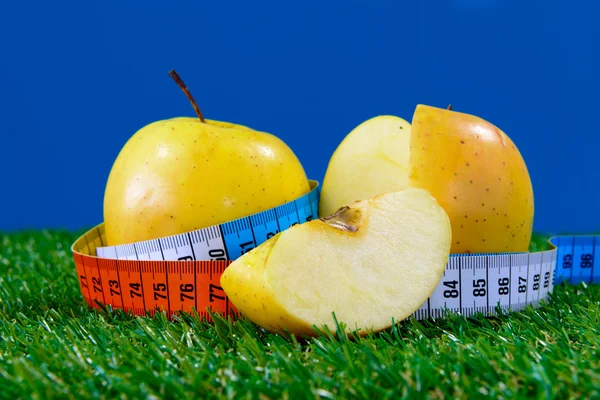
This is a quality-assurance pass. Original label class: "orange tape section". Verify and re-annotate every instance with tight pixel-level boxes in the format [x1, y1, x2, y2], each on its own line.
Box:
[71, 225, 237, 320]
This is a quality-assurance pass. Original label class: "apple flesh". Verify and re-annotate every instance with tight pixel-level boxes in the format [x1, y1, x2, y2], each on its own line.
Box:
[221, 188, 451, 337]
[319, 116, 411, 217]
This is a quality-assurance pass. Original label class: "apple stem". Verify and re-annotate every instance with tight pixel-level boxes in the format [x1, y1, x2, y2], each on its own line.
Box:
[169, 70, 206, 123]
[320, 206, 362, 232]
[447, 104, 453, 111]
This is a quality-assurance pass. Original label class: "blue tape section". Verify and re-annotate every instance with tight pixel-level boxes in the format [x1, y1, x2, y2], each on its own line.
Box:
[594, 239, 600, 284]
[275, 202, 299, 231]
[250, 209, 280, 245]
[572, 236, 595, 284]
[220, 180, 320, 260]
[222, 217, 256, 260]
[309, 187, 320, 219]
[552, 236, 573, 285]
[548, 235, 599, 285]
[295, 194, 314, 223]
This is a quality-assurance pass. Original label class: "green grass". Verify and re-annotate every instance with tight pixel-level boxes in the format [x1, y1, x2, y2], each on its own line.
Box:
[0, 230, 599, 399]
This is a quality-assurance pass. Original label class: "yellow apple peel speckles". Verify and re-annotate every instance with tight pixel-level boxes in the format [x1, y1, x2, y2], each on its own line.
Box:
[409, 104, 534, 254]
[103, 71, 310, 246]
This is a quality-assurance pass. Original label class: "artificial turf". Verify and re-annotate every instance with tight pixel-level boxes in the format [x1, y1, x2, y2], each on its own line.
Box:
[0, 230, 598, 399]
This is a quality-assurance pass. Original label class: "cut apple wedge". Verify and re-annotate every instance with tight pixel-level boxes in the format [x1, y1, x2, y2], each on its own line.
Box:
[220, 188, 451, 337]
[319, 115, 412, 217]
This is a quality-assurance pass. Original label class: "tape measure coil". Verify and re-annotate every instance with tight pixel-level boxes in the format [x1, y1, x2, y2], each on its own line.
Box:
[71, 179, 600, 321]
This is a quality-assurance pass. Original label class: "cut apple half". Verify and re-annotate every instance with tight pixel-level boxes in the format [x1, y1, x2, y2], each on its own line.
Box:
[221, 188, 451, 337]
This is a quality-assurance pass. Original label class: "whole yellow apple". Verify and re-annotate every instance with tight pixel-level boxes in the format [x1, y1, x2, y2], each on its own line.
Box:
[319, 105, 534, 254]
[103, 71, 310, 246]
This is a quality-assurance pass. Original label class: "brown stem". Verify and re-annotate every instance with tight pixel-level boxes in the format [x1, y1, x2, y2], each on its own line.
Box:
[447, 104, 453, 111]
[320, 206, 363, 232]
[169, 70, 205, 123]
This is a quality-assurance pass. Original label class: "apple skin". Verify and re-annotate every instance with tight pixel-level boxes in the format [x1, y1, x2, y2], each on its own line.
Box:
[103, 118, 310, 246]
[409, 105, 534, 253]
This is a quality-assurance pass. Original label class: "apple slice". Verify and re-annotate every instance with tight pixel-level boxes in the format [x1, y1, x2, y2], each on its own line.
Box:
[221, 188, 451, 337]
[319, 116, 411, 218]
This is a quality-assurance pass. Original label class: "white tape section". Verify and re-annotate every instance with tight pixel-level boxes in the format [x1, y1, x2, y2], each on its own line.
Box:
[412, 249, 556, 320]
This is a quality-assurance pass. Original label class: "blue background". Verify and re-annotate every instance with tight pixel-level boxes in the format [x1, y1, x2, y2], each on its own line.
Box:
[1, 0, 598, 233]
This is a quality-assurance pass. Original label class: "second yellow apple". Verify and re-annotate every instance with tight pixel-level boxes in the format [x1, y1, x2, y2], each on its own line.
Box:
[320, 105, 534, 254]
[103, 71, 310, 246]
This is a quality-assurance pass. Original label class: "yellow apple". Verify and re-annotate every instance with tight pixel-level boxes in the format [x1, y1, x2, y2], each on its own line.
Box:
[319, 116, 412, 217]
[221, 188, 452, 337]
[319, 105, 533, 254]
[103, 71, 310, 246]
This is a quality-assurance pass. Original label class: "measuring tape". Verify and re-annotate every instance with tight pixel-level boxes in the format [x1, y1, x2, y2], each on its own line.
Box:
[70, 179, 598, 322]
[71, 180, 320, 319]
[414, 236, 599, 320]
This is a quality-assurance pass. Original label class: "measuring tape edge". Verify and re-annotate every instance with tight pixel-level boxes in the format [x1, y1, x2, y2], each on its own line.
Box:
[72, 222, 568, 263]
[71, 179, 320, 258]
